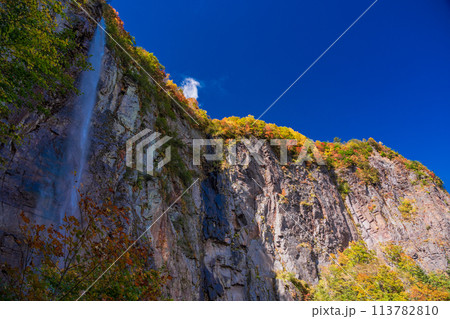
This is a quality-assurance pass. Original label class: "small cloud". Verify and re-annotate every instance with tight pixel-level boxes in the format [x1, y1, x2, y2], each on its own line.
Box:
[182, 77, 201, 99]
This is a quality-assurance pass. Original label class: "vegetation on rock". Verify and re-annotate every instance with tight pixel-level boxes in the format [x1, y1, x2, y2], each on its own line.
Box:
[276, 271, 312, 301]
[0, 0, 91, 149]
[90, 3, 448, 191]
[0, 194, 169, 300]
[313, 242, 450, 301]
[398, 198, 418, 221]
[0, 0, 447, 301]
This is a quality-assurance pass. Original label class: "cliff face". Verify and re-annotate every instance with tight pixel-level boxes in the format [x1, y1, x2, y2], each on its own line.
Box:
[0, 2, 449, 300]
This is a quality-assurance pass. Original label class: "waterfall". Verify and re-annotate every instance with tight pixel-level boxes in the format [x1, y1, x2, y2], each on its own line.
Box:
[37, 19, 105, 223]
[63, 18, 106, 218]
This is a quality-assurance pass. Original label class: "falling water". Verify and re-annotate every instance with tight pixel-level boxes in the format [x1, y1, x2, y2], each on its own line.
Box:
[37, 19, 105, 222]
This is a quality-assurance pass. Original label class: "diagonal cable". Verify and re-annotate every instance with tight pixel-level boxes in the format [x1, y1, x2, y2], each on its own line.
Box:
[254, 0, 380, 122]
[76, 178, 199, 301]
[72, 0, 200, 125]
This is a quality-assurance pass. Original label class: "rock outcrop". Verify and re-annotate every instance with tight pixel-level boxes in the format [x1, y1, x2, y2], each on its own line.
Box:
[1, 1, 449, 300]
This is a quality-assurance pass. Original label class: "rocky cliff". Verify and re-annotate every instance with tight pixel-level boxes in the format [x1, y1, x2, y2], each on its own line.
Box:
[0, 1, 449, 300]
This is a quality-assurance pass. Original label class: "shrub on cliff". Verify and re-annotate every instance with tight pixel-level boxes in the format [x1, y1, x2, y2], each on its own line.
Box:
[398, 198, 418, 221]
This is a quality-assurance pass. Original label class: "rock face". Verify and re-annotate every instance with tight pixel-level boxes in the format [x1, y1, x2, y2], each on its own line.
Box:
[0, 3, 449, 300]
[343, 153, 450, 271]
[0, 0, 103, 235]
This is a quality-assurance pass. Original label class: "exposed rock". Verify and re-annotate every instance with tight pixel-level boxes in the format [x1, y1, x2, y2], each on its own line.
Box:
[0, 1, 449, 301]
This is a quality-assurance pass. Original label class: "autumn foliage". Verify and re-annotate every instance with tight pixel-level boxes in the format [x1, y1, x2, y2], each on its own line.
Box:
[102, 3, 445, 191]
[0, 195, 169, 300]
[102, 3, 209, 128]
[313, 241, 450, 301]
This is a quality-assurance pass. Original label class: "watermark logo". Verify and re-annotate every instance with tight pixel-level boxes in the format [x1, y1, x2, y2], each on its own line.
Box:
[126, 129, 172, 175]
[193, 138, 325, 166]
[126, 130, 325, 175]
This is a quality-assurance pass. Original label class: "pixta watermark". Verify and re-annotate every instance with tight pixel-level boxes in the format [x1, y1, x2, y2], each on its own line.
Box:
[126, 129, 325, 175]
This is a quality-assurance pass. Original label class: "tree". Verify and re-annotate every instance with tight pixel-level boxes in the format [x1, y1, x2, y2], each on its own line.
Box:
[0, 0, 90, 147]
[0, 194, 169, 300]
[313, 241, 450, 301]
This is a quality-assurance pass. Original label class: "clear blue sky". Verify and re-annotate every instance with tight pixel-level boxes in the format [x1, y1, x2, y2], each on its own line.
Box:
[110, 0, 450, 187]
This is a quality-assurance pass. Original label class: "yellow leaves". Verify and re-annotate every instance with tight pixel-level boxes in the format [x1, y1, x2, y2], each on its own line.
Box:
[296, 242, 311, 250]
[342, 241, 375, 266]
[207, 115, 307, 160]
[336, 251, 349, 267]
[409, 282, 449, 301]
[398, 198, 418, 221]
[278, 189, 288, 204]
[165, 79, 177, 91]
[3, 191, 167, 300]
[355, 272, 370, 283]
[316, 242, 450, 301]
[382, 243, 405, 264]
[275, 271, 312, 300]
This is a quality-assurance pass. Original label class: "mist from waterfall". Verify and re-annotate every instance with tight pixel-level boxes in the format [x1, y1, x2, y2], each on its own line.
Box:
[37, 19, 106, 223]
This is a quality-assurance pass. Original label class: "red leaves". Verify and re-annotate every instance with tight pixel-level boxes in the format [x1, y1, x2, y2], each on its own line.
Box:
[4, 191, 168, 300]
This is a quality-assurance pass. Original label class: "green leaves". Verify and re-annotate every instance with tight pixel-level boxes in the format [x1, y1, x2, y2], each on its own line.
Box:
[313, 242, 450, 301]
[0, 195, 169, 300]
[0, 0, 90, 146]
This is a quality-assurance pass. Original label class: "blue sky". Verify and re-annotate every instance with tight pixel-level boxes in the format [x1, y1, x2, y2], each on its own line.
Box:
[111, 0, 450, 187]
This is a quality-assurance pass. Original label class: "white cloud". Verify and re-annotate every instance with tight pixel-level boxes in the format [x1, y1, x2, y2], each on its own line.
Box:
[181, 77, 201, 99]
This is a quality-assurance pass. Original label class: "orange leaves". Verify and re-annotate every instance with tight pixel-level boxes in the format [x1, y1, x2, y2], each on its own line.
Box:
[368, 203, 377, 212]
[409, 282, 449, 301]
[264, 124, 273, 139]
[315, 141, 325, 153]
[20, 212, 30, 224]
[1, 192, 169, 300]
[278, 188, 288, 203]
[110, 8, 125, 32]
[207, 116, 307, 162]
